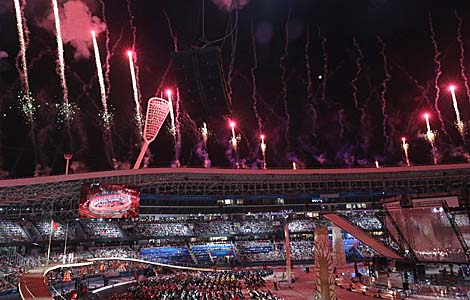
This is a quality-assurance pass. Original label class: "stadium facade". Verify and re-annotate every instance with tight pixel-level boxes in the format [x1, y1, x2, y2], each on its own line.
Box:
[1, 163, 469, 218]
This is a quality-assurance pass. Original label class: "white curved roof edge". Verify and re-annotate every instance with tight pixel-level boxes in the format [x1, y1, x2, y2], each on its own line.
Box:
[1, 163, 470, 188]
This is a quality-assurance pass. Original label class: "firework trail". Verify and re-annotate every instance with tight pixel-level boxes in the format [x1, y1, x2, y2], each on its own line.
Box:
[351, 38, 363, 111]
[428, 14, 448, 136]
[163, 9, 183, 165]
[69, 71, 96, 106]
[152, 10, 179, 96]
[126, 0, 137, 51]
[250, 19, 262, 133]
[91, 31, 111, 127]
[233, 68, 285, 123]
[173, 88, 182, 167]
[127, 51, 143, 134]
[392, 61, 433, 108]
[449, 85, 465, 138]
[154, 63, 172, 96]
[51, 0, 70, 113]
[455, 11, 470, 107]
[359, 72, 378, 153]
[318, 27, 328, 102]
[13, 0, 41, 171]
[305, 25, 316, 132]
[377, 36, 391, 151]
[280, 12, 291, 148]
[199, 122, 211, 168]
[163, 10, 179, 52]
[126, 0, 142, 129]
[105, 26, 125, 94]
[90, 30, 115, 165]
[98, 0, 111, 95]
[338, 107, 345, 138]
[226, 21, 238, 108]
[166, 89, 176, 136]
[99, 0, 124, 98]
[401, 137, 410, 166]
[391, 62, 438, 135]
[13, 0, 30, 97]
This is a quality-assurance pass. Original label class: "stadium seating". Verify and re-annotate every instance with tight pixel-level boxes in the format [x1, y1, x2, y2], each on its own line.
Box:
[81, 220, 124, 239]
[0, 221, 29, 243]
[237, 240, 285, 262]
[35, 220, 74, 240]
[140, 247, 193, 265]
[288, 220, 314, 233]
[137, 221, 193, 237]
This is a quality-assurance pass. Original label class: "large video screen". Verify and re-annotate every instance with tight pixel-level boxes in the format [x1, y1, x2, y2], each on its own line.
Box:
[79, 184, 140, 218]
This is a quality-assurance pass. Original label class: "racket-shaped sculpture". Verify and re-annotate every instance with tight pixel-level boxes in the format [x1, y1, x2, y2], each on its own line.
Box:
[133, 97, 170, 169]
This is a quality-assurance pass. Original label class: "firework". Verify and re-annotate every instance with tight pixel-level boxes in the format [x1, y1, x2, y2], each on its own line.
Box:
[305, 25, 317, 133]
[230, 120, 237, 149]
[201, 122, 208, 145]
[292, 162, 297, 170]
[351, 38, 363, 110]
[91, 31, 111, 127]
[260, 134, 267, 169]
[375, 160, 380, 168]
[51, 0, 70, 115]
[199, 122, 210, 168]
[280, 14, 291, 148]
[338, 108, 345, 138]
[166, 89, 176, 136]
[318, 28, 328, 103]
[13, 0, 30, 96]
[455, 11, 470, 107]
[424, 113, 438, 164]
[127, 50, 142, 133]
[250, 19, 262, 133]
[424, 113, 435, 145]
[17, 92, 36, 123]
[378, 36, 391, 151]
[401, 137, 410, 167]
[56, 102, 78, 124]
[449, 85, 465, 138]
[429, 14, 448, 136]
[229, 120, 239, 169]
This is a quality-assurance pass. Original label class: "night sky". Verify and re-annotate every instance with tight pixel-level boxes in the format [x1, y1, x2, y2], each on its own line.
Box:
[1, 0, 470, 178]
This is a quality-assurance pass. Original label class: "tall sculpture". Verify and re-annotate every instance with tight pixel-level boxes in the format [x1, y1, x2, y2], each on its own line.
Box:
[314, 227, 337, 300]
[332, 225, 347, 266]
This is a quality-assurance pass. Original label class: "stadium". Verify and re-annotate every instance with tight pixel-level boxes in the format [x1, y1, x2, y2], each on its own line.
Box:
[3, 0, 470, 299]
[0, 164, 469, 300]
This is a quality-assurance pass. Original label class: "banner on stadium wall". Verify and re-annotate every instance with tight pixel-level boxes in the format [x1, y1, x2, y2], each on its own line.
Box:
[209, 247, 234, 257]
[79, 184, 140, 218]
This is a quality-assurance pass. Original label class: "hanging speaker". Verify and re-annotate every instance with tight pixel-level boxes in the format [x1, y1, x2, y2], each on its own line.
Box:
[172, 47, 230, 122]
